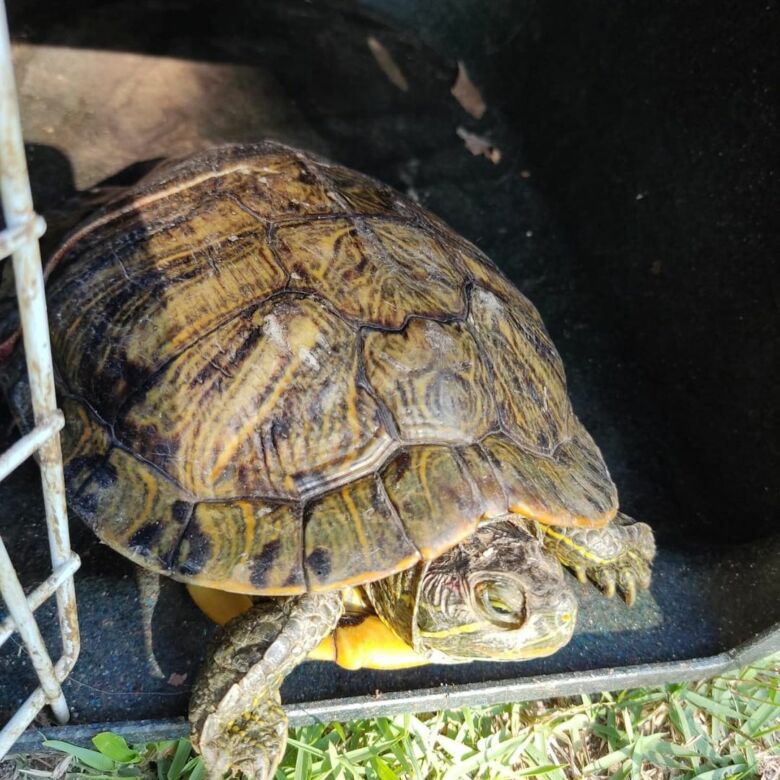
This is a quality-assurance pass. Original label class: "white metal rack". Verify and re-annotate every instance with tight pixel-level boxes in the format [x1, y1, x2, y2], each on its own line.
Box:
[0, 1, 81, 759]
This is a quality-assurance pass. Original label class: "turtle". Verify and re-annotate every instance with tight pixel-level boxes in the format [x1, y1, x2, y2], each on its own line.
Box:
[3, 142, 655, 779]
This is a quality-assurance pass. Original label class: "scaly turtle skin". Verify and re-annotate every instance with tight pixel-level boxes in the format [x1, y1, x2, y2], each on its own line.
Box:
[11, 142, 654, 778]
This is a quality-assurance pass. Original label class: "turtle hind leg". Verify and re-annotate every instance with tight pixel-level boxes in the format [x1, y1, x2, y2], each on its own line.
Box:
[542, 513, 655, 606]
[190, 592, 343, 780]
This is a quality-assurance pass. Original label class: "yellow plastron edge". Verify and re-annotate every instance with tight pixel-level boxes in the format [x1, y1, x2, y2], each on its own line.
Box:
[186, 584, 430, 670]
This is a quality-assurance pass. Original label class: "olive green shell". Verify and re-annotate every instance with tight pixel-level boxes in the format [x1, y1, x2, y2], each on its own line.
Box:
[48, 142, 617, 595]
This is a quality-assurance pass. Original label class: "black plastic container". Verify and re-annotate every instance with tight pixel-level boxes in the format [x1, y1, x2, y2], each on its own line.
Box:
[2, 0, 778, 749]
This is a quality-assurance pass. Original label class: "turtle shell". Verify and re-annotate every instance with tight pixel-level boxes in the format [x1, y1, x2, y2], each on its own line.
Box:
[47, 142, 617, 595]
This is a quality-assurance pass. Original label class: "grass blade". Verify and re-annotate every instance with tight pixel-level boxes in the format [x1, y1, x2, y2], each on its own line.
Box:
[41, 740, 116, 772]
[167, 739, 193, 780]
[92, 732, 141, 765]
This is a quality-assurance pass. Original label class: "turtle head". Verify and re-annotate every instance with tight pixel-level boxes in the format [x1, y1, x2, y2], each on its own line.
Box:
[410, 517, 577, 662]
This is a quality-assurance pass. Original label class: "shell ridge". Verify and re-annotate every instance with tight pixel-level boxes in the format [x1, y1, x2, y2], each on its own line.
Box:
[264, 223, 292, 288]
[109, 439, 196, 499]
[272, 212, 412, 228]
[50, 153, 286, 269]
[373, 472, 423, 559]
[355, 328, 403, 441]
[449, 445, 490, 524]
[462, 287, 500, 387]
[294, 155, 353, 214]
[223, 190, 271, 226]
[475, 440, 511, 511]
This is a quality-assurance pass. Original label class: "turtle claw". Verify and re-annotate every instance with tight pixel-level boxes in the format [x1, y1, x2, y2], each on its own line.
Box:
[597, 569, 616, 598]
[543, 514, 655, 606]
[636, 564, 652, 591]
[618, 570, 637, 606]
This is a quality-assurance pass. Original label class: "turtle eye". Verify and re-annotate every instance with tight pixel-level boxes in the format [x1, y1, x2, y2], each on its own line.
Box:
[475, 581, 525, 627]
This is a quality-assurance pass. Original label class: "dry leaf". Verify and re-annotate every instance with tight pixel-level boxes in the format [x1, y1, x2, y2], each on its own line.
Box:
[168, 671, 188, 687]
[52, 754, 74, 779]
[367, 36, 409, 92]
[456, 127, 501, 164]
[451, 61, 486, 119]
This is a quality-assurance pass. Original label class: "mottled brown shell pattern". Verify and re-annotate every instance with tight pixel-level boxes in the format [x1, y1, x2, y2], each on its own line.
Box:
[49, 142, 617, 594]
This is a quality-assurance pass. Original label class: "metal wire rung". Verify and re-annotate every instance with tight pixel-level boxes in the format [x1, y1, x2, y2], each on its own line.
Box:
[0, 0, 81, 760]
[0, 412, 65, 482]
[0, 214, 46, 260]
[0, 537, 69, 721]
[0, 552, 80, 646]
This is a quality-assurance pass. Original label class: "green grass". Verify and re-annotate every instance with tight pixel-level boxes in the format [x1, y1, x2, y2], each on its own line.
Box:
[4, 655, 778, 780]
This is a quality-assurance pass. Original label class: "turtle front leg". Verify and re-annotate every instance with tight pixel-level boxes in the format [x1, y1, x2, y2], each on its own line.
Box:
[542, 513, 655, 605]
[190, 592, 343, 779]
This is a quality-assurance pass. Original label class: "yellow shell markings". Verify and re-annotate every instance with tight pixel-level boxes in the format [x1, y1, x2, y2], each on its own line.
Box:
[73, 446, 192, 573]
[117, 296, 395, 500]
[45, 149, 314, 267]
[175, 500, 305, 594]
[45, 142, 622, 594]
[363, 318, 497, 443]
[273, 217, 466, 329]
[303, 473, 420, 591]
[456, 443, 509, 520]
[468, 286, 571, 455]
[58, 397, 113, 497]
[52, 143, 351, 248]
[314, 162, 411, 217]
[211, 150, 352, 219]
[59, 398, 109, 462]
[201, 309, 327, 487]
[46, 140, 379, 416]
[380, 446, 483, 559]
[240, 501, 257, 561]
[48, 193, 286, 415]
[481, 421, 617, 528]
